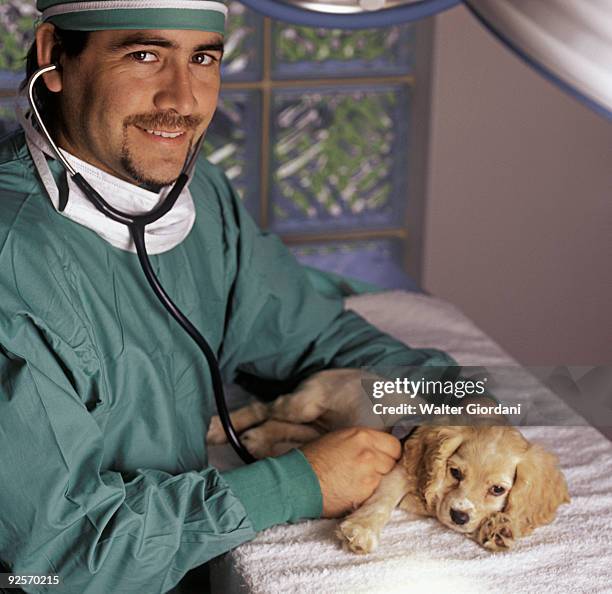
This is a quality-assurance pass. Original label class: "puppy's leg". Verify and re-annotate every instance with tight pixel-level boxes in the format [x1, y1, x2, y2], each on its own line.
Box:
[476, 512, 517, 551]
[271, 369, 369, 429]
[337, 464, 409, 554]
[241, 419, 323, 459]
[270, 378, 329, 425]
[207, 401, 270, 444]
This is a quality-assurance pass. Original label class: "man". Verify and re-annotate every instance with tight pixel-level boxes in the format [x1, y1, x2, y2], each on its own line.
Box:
[0, 1, 454, 591]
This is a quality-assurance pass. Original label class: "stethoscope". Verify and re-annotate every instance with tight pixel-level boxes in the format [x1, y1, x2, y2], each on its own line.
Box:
[27, 64, 256, 464]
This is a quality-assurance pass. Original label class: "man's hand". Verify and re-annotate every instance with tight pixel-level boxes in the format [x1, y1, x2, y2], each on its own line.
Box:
[300, 427, 401, 518]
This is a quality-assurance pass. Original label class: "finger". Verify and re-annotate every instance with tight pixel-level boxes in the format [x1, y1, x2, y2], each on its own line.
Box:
[370, 431, 402, 460]
[373, 452, 399, 475]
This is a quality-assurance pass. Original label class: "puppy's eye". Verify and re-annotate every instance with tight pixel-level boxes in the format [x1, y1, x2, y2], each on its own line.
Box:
[450, 467, 463, 480]
[490, 485, 506, 496]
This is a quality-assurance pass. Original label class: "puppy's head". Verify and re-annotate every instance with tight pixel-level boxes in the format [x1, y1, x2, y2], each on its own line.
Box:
[404, 425, 569, 537]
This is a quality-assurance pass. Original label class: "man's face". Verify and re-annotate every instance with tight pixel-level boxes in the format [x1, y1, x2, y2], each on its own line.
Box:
[56, 29, 223, 190]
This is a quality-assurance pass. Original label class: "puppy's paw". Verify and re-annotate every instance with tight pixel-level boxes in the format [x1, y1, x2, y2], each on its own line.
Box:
[336, 519, 380, 554]
[240, 427, 275, 459]
[477, 513, 516, 551]
[206, 415, 227, 444]
[271, 394, 321, 424]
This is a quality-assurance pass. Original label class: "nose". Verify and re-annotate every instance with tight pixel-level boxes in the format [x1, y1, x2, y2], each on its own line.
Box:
[450, 509, 470, 525]
[153, 63, 196, 116]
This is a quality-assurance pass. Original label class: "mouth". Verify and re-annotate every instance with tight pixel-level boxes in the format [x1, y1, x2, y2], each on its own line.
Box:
[445, 521, 472, 534]
[134, 125, 189, 144]
[144, 128, 185, 139]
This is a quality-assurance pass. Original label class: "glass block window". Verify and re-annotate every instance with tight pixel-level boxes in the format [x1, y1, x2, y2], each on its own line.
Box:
[0, 96, 20, 136]
[290, 239, 419, 292]
[216, 8, 425, 288]
[0, 1, 428, 289]
[270, 85, 410, 234]
[204, 90, 261, 215]
[0, 0, 36, 81]
[220, 1, 263, 81]
[272, 23, 416, 79]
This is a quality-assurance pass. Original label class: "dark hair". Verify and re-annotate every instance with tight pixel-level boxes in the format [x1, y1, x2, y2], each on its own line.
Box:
[21, 27, 90, 121]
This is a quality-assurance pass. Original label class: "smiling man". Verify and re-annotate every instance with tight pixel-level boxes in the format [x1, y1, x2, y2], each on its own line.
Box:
[0, 1, 455, 592]
[41, 27, 224, 190]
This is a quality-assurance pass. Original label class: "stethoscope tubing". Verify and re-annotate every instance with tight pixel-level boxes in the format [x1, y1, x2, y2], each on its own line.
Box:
[27, 64, 256, 464]
[131, 224, 256, 463]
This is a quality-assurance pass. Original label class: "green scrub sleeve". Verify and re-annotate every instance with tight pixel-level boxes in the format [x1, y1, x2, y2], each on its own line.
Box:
[0, 338, 316, 593]
[221, 448, 322, 532]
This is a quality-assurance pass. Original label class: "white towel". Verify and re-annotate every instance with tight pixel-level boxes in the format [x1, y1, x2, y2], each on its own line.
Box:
[210, 291, 612, 593]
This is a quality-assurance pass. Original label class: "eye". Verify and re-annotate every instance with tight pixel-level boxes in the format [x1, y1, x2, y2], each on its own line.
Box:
[192, 53, 216, 66]
[450, 467, 463, 481]
[130, 51, 157, 63]
[490, 485, 506, 496]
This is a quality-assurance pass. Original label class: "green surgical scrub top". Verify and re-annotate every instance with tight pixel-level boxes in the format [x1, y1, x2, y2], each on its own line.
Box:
[0, 130, 454, 593]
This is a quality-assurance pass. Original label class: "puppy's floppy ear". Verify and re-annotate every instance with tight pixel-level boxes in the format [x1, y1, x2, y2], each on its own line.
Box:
[504, 444, 570, 537]
[404, 426, 466, 513]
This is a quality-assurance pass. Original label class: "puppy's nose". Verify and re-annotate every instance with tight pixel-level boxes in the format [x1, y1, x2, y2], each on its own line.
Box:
[450, 509, 470, 525]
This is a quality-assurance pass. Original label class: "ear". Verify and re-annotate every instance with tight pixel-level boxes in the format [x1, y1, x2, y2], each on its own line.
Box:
[35, 23, 63, 93]
[504, 444, 570, 537]
[406, 426, 466, 513]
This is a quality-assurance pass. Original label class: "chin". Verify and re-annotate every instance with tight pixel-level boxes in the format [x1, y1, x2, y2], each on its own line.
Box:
[142, 165, 184, 187]
[121, 145, 190, 190]
[121, 161, 182, 191]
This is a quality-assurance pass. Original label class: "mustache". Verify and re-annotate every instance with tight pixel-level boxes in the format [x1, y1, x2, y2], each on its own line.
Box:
[124, 111, 203, 131]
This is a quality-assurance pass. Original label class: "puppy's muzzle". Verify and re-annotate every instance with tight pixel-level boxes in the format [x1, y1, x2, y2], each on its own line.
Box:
[450, 509, 470, 525]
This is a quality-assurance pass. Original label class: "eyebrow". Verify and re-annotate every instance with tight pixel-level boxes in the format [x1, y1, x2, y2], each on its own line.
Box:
[109, 34, 224, 54]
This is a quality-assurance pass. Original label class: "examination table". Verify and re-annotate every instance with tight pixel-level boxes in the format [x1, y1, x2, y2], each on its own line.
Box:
[208, 290, 612, 593]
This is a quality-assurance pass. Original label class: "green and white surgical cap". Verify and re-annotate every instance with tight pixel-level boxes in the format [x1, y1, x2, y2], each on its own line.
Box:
[36, 0, 227, 34]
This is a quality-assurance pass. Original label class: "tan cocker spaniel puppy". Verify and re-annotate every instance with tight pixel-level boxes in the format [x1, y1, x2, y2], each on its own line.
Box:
[337, 424, 570, 553]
